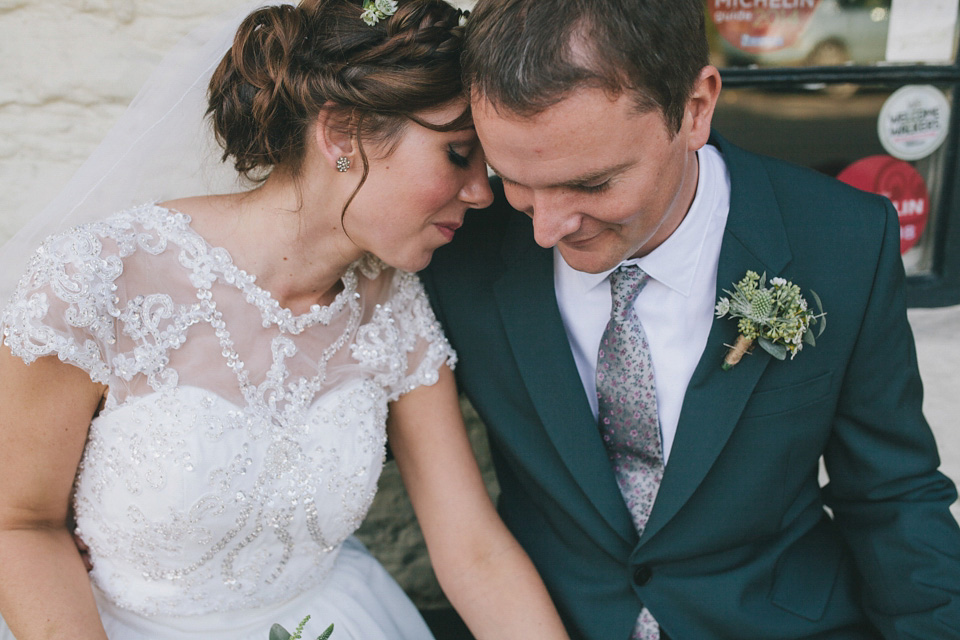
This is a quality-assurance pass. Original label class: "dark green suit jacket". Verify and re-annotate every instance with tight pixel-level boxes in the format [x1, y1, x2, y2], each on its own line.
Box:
[420, 134, 960, 639]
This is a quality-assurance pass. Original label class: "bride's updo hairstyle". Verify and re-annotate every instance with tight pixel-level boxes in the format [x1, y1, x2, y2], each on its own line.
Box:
[208, 0, 468, 188]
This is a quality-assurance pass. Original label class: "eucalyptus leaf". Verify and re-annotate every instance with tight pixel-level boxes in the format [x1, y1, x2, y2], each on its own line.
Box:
[270, 624, 292, 640]
[758, 336, 787, 360]
[317, 624, 335, 640]
[803, 327, 816, 347]
[810, 289, 824, 313]
[810, 290, 827, 337]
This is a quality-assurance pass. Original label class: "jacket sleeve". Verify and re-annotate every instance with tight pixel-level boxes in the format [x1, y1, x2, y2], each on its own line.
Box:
[823, 198, 960, 638]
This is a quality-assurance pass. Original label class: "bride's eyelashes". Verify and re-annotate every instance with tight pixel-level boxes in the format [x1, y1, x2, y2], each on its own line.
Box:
[447, 144, 471, 168]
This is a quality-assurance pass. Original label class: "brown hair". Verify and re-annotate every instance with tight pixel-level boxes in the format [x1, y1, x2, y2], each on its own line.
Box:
[207, 0, 469, 192]
[462, 0, 709, 134]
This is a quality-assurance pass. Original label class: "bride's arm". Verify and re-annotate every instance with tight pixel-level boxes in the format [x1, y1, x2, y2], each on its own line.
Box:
[0, 346, 108, 640]
[388, 365, 570, 640]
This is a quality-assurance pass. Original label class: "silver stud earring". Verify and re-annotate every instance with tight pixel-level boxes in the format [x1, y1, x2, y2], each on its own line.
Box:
[336, 156, 351, 172]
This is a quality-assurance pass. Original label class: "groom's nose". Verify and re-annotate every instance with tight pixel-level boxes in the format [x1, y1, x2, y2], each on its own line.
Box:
[528, 190, 583, 249]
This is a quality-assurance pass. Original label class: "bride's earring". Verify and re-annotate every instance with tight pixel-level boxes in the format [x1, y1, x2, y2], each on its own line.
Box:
[336, 156, 351, 172]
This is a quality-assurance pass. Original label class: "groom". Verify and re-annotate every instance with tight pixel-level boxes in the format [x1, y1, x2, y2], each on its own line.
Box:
[421, 0, 960, 638]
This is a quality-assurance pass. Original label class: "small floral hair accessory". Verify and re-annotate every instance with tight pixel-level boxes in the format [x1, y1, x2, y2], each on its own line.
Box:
[361, 0, 398, 26]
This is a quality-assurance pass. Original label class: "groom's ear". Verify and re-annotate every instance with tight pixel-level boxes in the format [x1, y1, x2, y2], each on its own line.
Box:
[313, 106, 357, 169]
[684, 65, 722, 152]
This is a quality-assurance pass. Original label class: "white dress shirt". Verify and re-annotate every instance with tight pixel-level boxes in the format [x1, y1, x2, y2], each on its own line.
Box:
[554, 144, 731, 464]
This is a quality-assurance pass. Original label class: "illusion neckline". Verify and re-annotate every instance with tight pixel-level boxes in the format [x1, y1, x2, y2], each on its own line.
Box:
[149, 202, 362, 335]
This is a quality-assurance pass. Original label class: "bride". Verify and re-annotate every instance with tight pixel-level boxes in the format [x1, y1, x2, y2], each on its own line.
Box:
[0, 1, 570, 638]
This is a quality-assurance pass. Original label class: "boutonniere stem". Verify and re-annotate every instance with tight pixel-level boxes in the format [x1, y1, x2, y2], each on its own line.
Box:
[723, 334, 755, 370]
[715, 271, 825, 370]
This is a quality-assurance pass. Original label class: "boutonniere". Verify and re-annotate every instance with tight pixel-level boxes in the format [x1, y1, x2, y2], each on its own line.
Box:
[270, 615, 334, 640]
[714, 271, 825, 370]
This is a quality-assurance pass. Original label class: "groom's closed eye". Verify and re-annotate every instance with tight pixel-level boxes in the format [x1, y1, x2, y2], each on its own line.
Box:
[573, 179, 613, 194]
[486, 164, 517, 186]
[487, 160, 631, 194]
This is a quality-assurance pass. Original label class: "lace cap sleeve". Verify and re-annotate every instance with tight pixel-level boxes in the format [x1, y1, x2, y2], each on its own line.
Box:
[352, 268, 456, 402]
[1, 226, 118, 384]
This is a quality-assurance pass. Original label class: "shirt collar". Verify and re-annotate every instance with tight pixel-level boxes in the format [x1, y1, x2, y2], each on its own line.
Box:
[557, 146, 719, 297]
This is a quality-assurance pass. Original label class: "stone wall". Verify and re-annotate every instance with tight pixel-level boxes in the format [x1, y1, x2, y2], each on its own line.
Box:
[0, 0, 486, 609]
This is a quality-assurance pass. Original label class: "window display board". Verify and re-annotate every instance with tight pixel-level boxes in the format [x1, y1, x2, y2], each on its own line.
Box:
[707, 0, 960, 306]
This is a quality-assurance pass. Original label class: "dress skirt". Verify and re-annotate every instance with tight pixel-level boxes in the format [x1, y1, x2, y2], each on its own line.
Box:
[0, 538, 435, 640]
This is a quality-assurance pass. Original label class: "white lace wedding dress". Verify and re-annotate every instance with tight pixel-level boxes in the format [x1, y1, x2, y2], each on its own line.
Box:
[0, 203, 449, 639]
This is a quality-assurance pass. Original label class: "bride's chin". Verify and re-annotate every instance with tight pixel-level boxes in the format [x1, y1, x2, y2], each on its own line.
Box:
[376, 250, 434, 274]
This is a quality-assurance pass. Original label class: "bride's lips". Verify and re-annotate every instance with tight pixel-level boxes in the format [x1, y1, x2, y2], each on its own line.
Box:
[434, 221, 462, 241]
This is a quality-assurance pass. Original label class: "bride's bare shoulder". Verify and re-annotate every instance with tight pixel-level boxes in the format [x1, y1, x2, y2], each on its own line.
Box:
[158, 193, 240, 217]
[158, 193, 249, 236]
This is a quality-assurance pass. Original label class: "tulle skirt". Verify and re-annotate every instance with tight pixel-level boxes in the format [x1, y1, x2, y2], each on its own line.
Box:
[0, 538, 434, 640]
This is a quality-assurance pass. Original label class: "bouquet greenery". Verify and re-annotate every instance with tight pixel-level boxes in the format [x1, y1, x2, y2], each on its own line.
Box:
[270, 615, 334, 640]
[715, 271, 825, 370]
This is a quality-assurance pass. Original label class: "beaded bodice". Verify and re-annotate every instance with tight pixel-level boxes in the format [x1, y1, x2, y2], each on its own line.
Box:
[1, 204, 454, 616]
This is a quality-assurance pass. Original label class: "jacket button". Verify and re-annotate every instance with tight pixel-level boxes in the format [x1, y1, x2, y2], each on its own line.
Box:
[633, 565, 652, 586]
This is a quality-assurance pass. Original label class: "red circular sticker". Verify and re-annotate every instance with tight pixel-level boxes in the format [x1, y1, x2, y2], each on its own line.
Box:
[709, 0, 820, 53]
[837, 155, 930, 255]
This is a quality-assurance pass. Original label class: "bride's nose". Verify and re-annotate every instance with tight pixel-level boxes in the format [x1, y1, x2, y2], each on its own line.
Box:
[460, 159, 494, 210]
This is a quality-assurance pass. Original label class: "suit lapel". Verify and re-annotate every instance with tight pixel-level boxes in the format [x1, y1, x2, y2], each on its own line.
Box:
[493, 214, 636, 543]
[641, 134, 794, 544]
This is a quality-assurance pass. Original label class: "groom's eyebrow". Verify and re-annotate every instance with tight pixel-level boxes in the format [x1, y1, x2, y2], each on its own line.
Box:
[486, 160, 632, 189]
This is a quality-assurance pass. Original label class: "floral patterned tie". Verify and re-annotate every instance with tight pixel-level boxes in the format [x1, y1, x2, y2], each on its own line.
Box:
[596, 265, 663, 640]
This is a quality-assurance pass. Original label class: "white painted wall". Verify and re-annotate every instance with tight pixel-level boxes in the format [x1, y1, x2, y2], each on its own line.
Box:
[0, 0, 241, 242]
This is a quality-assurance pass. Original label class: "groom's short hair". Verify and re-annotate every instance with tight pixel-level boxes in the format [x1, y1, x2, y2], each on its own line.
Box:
[462, 0, 709, 134]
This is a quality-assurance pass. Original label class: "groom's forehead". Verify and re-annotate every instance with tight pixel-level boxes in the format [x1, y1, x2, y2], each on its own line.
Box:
[471, 89, 653, 142]
[471, 89, 665, 189]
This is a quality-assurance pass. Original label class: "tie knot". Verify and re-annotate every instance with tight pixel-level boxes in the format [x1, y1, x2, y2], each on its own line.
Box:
[609, 265, 649, 317]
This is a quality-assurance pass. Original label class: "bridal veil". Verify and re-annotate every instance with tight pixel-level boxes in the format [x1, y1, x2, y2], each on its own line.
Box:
[0, 1, 286, 305]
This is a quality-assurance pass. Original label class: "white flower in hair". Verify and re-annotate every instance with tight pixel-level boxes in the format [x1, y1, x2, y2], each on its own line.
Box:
[375, 0, 399, 14]
[361, 0, 397, 26]
[360, 8, 381, 25]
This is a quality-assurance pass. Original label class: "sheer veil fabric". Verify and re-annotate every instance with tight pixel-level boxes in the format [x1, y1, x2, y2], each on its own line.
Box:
[0, 0, 284, 306]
